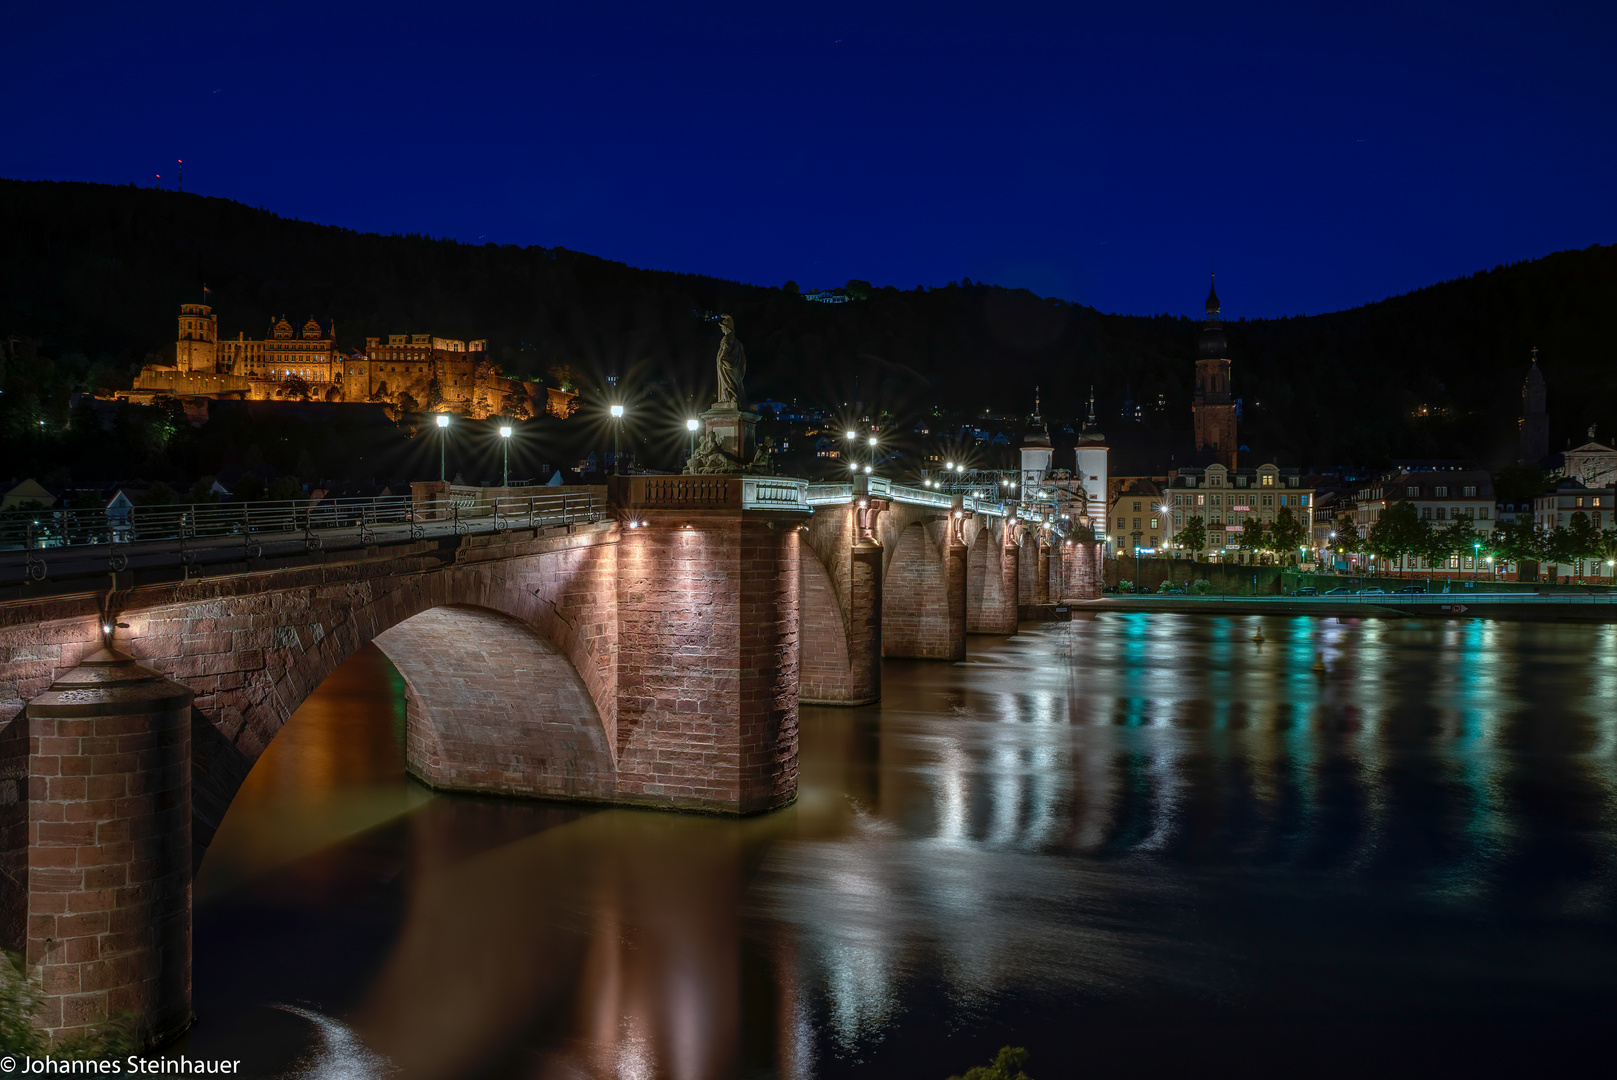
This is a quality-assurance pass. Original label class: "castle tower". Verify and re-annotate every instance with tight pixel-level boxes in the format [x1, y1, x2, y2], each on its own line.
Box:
[175, 302, 217, 373]
[1192, 275, 1237, 469]
[1520, 346, 1548, 464]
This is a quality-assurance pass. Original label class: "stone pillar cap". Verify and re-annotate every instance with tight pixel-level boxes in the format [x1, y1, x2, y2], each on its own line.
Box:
[28, 647, 195, 717]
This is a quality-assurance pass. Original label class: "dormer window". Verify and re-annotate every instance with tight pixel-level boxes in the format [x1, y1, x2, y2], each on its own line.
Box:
[1260, 473, 1274, 486]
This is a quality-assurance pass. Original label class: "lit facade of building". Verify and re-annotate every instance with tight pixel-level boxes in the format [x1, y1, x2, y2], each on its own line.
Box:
[122, 303, 537, 418]
[1164, 463, 1315, 561]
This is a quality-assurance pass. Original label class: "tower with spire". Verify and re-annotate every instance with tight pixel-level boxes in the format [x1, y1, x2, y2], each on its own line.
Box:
[1520, 346, 1549, 464]
[1192, 273, 1237, 470]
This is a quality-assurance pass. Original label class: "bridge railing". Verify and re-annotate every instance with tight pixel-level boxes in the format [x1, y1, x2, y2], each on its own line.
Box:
[0, 489, 608, 584]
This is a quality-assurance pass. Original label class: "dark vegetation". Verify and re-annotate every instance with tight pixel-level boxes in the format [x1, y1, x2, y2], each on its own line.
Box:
[2, 179, 1615, 487]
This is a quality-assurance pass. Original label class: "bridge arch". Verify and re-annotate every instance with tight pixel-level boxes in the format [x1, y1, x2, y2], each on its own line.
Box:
[883, 519, 961, 659]
[966, 520, 1015, 634]
[375, 605, 614, 799]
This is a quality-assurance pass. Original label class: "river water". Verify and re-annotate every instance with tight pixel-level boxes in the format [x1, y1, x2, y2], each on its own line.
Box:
[181, 614, 1617, 1079]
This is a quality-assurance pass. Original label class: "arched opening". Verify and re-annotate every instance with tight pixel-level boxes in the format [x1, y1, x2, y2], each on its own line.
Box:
[192, 602, 613, 878]
[799, 544, 855, 702]
[966, 527, 1012, 634]
[883, 521, 951, 658]
[1018, 534, 1040, 605]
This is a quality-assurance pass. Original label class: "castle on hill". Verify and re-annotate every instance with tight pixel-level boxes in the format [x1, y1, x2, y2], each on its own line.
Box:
[121, 302, 539, 419]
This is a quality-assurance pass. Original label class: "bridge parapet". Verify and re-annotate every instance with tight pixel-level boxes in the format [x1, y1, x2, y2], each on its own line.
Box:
[608, 475, 812, 514]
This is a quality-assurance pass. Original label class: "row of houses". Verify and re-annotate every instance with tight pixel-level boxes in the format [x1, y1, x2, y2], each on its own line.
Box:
[1102, 441, 1617, 582]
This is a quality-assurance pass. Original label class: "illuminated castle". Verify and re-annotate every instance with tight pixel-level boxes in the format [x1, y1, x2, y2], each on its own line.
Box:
[125, 302, 535, 418]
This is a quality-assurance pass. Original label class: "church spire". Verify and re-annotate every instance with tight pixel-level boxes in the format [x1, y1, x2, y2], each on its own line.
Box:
[1205, 271, 1220, 322]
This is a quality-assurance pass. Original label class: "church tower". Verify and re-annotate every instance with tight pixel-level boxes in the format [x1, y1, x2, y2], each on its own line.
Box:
[1519, 347, 1548, 464]
[1192, 275, 1237, 469]
[175, 302, 217, 373]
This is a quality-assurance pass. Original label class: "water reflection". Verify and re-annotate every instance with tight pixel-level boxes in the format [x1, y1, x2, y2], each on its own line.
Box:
[190, 615, 1617, 1078]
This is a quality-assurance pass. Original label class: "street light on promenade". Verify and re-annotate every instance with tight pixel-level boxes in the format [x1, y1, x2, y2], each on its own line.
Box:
[436, 413, 450, 482]
[610, 404, 625, 475]
[499, 424, 512, 488]
[686, 417, 699, 461]
[1473, 541, 1481, 581]
[1131, 528, 1143, 588]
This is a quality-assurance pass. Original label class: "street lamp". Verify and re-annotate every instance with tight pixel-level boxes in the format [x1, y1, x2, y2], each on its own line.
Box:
[1130, 528, 1143, 588]
[1473, 541, 1481, 581]
[499, 424, 512, 488]
[610, 404, 625, 475]
[686, 417, 699, 461]
[435, 413, 450, 482]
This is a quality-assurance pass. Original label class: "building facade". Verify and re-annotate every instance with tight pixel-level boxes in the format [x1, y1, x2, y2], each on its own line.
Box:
[1351, 468, 1497, 575]
[1164, 462, 1315, 561]
[1109, 479, 1166, 556]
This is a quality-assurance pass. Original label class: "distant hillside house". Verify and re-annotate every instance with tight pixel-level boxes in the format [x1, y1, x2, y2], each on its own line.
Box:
[803, 290, 850, 304]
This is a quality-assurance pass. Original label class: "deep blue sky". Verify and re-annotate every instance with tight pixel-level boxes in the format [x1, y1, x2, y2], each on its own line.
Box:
[5, 1, 1614, 317]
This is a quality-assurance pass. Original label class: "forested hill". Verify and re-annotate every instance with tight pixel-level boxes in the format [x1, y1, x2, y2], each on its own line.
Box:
[3, 178, 1615, 467]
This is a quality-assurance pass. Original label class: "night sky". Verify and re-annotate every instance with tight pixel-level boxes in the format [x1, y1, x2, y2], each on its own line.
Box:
[6, 1, 1614, 318]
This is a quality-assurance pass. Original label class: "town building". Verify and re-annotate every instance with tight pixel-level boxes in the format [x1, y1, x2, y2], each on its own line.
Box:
[1534, 479, 1616, 581]
[1351, 468, 1496, 575]
[1163, 462, 1315, 562]
[1192, 276, 1238, 470]
[1108, 479, 1166, 555]
[1560, 439, 1617, 489]
[119, 303, 539, 419]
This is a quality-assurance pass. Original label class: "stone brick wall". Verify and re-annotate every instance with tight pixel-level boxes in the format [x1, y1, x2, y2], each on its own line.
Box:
[798, 545, 856, 704]
[25, 653, 192, 1046]
[612, 513, 799, 813]
[379, 606, 615, 801]
[883, 521, 962, 659]
[966, 523, 1017, 635]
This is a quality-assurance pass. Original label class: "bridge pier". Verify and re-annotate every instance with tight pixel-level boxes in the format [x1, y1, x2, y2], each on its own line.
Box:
[17, 649, 193, 1048]
[610, 478, 803, 813]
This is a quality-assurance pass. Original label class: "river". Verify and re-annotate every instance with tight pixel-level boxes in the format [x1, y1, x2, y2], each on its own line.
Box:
[180, 614, 1617, 1079]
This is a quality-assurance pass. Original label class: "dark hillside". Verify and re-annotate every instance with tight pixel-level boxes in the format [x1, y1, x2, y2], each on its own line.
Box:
[2, 179, 1614, 472]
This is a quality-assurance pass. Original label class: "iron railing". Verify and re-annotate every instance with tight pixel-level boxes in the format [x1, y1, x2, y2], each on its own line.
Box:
[0, 490, 607, 584]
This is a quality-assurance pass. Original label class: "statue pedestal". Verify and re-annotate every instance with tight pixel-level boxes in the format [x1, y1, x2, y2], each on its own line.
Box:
[701, 404, 758, 467]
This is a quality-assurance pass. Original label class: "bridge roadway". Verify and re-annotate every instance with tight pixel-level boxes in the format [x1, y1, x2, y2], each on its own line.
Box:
[0, 473, 1102, 1045]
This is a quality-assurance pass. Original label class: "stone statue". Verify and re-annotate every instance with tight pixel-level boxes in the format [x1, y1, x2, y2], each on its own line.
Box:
[748, 442, 775, 475]
[1590, 424, 1599, 441]
[683, 431, 732, 474]
[714, 314, 746, 406]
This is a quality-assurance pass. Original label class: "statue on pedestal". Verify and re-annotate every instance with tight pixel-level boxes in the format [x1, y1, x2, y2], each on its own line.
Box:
[715, 315, 746, 406]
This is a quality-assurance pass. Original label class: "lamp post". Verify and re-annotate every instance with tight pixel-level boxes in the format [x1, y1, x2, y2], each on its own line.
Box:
[1473, 541, 1481, 581]
[1131, 528, 1143, 589]
[499, 424, 512, 488]
[610, 404, 625, 476]
[435, 413, 450, 482]
[686, 417, 699, 461]
[867, 434, 878, 472]
[845, 429, 856, 467]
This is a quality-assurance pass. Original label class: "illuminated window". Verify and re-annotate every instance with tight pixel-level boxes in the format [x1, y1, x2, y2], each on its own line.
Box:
[1150, 518, 1159, 530]
[1196, 494, 1205, 506]
[1261, 473, 1274, 486]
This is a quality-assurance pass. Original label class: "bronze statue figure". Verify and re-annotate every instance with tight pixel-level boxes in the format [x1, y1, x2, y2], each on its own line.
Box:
[714, 314, 746, 406]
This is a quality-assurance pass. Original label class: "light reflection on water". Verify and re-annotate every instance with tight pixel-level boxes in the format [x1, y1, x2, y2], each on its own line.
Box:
[187, 617, 1617, 1078]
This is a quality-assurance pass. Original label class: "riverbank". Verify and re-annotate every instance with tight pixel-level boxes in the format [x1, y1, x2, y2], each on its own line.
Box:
[1076, 592, 1617, 620]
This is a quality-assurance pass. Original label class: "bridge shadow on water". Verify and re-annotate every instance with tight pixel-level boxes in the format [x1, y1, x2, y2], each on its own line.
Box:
[180, 617, 1617, 1080]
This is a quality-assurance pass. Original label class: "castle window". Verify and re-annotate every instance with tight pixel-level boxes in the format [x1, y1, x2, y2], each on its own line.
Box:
[1260, 473, 1274, 486]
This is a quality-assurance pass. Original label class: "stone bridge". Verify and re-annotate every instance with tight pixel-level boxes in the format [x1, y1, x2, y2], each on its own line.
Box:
[0, 474, 1101, 1045]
